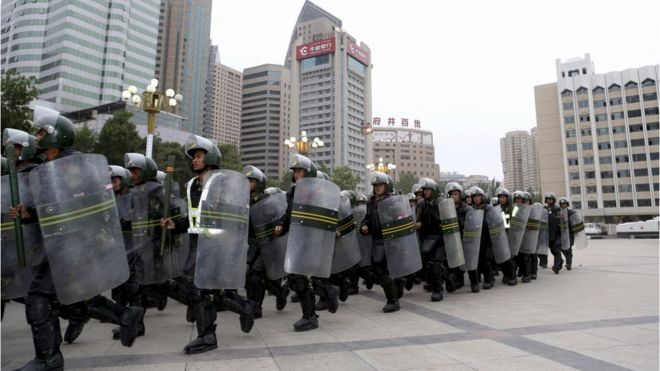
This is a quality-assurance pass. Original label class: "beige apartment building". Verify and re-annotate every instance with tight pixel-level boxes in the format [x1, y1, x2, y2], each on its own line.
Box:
[500, 129, 540, 193]
[285, 1, 373, 192]
[372, 126, 440, 182]
[240, 64, 291, 179]
[534, 54, 659, 222]
[204, 49, 242, 146]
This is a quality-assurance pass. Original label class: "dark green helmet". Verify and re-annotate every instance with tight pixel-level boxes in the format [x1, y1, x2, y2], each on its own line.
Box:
[356, 194, 368, 204]
[1, 156, 7, 176]
[124, 153, 158, 183]
[184, 134, 221, 168]
[109, 165, 131, 189]
[418, 177, 439, 198]
[544, 192, 557, 203]
[513, 190, 525, 201]
[558, 197, 569, 206]
[495, 187, 510, 199]
[243, 165, 267, 193]
[408, 193, 416, 202]
[264, 187, 283, 196]
[156, 170, 166, 183]
[445, 182, 463, 197]
[289, 154, 317, 178]
[411, 183, 422, 195]
[3, 128, 37, 162]
[470, 186, 485, 197]
[316, 170, 330, 180]
[340, 190, 357, 207]
[371, 171, 395, 195]
[31, 106, 75, 150]
[524, 192, 532, 201]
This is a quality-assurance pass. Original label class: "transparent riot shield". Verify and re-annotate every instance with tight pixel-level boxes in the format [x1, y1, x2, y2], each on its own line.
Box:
[570, 210, 588, 249]
[131, 182, 189, 285]
[251, 192, 288, 280]
[353, 204, 372, 267]
[508, 204, 531, 256]
[438, 198, 466, 268]
[486, 206, 512, 264]
[29, 154, 129, 305]
[284, 178, 340, 278]
[520, 204, 542, 254]
[462, 208, 483, 271]
[332, 194, 361, 274]
[560, 209, 571, 251]
[536, 208, 550, 256]
[377, 195, 422, 278]
[196, 170, 250, 289]
[1, 173, 41, 300]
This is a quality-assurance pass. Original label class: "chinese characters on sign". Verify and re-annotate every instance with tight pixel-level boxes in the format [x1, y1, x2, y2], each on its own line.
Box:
[372, 117, 422, 128]
[296, 37, 336, 60]
[347, 38, 370, 65]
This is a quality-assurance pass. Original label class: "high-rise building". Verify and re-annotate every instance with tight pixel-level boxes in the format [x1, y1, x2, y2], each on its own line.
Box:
[240, 64, 291, 179]
[1, 0, 160, 112]
[156, 0, 211, 134]
[534, 54, 659, 221]
[204, 46, 242, 146]
[285, 1, 373, 192]
[500, 128, 540, 193]
[372, 124, 440, 182]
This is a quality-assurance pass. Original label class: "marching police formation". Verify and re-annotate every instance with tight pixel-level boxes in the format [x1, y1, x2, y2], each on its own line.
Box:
[1, 107, 587, 371]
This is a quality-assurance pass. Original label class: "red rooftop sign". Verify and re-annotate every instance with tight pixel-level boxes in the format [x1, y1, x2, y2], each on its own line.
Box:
[347, 38, 369, 65]
[296, 37, 336, 60]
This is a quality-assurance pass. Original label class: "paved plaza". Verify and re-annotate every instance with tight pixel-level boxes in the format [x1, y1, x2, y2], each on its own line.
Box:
[2, 239, 658, 370]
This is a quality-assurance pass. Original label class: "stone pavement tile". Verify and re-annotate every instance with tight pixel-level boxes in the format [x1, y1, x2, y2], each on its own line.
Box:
[634, 323, 659, 332]
[466, 355, 578, 371]
[274, 351, 375, 371]
[259, 327, 338, 348]
[584, 326, 659, 346]
[576, 343, 659, 371]
[524, 330, 627, 350]
[93, 362, 187, 370]
[354, 344, 459, 370]
[189, 356, 280, 370]
[426, 339, 529, 363]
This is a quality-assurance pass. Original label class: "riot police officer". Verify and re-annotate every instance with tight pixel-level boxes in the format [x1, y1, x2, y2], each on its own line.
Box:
[415, 178, 446, 302]
[544, 192, 563, 274]
[445, 182, 468, 291]
[469, 187, 495, 291]
[557, 197, 575, 271]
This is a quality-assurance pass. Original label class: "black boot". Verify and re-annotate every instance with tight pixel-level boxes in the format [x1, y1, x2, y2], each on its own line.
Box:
[293, 291, 318, 332]
[184, 299, 217, 354]
[63, 320, 85, 344]
[20, 296, 64, 371]
[222, 291, 255, 334]
[276, 286, 289, 311]
[326, 284, 339, 313]
[468, 270, 480, 293]
[381, 277, 400, 313]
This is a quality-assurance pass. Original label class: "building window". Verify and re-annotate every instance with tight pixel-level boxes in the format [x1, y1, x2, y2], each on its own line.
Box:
[563, 102, 574, 110]
[617, 169, 631, 177]
[635, 168, 649, 176]
[615, 155, 629, 163]
[631, 138, 645, 147]
[561, 89, 573, 97]
[647, 122, 659, 131]
[613, 140, 627, 149]
[567, 158, 579, 166]
[625, 81, 638, 90]
[641, 78, 656, 87]
[564, 116, 575, 124]
[625, 95, 640, 104]
[610, 97, 623, 106]
[645, 107, 659, 116]
[585, 171, 596, 179]
[599, 156, 612, 164]
[638, 199, 652, 207]
[565, 129, 576, 138]
[651, 153, 660, 161]
[603, 200, 617, 207]
[570, 186, 581, 194]
[611, 112, 625, 120]
[602, 185, 615, 193]
[632, 153, 647, 162]
[576, 87, 588, 95]
[601, 170, 614, 178]
[573, 201, 582, 209]
[581, 128, 592, 136]
[588, 200, 598, 209]
[598, 142, 611, 150]
[578, 100, 589, 108]
[643, 92, 657, 101]
[582, 142, 593, 150]
[583, 156, 595, 164]
[618, 184, 633, 192]
[649, 138, 660, 146]
[566, 143, 577, 152]
[629, 124, 644, 132]
[609, 84, 621, 92]
[592, 86, 604, 94]
[636, 184, 650, 192]
[594, 99, 607, 108]
[579, 114, 591, 122]
[653, 168, 660, 175]
[612, 126, 625, 134]
[619, 200, 633, 207]
[586, 185, 597, 193]
[596, 128, 609, 136]
[569, 171, 580, 180]
[628, 109, 642, 118]
[595, 114, 608, 122]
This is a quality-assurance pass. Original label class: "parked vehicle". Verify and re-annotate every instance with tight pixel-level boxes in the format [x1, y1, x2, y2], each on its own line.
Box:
[616, 217, 660, 238]
[585, 223, 607, 238]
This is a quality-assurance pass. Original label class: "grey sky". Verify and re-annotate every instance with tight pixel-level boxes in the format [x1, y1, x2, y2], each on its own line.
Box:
[211, 0, 660, 180]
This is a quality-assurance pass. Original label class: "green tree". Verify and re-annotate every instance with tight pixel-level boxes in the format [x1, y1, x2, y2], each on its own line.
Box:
[94, 110, 143, 166]
[73, 126, 98, 153]
[279, 170, 293, 191]
[395, 171, 418, 195]
[331, 166, 360, 191]
[1, 70, 39, 133]
[152, 138, 193, 191]
[218, 143, 242, 171]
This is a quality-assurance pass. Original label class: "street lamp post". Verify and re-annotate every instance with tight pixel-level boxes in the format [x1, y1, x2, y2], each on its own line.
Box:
[283, 130, 324, 156]
[122, 79, 182, 158]
[366, 157, 396, 174]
